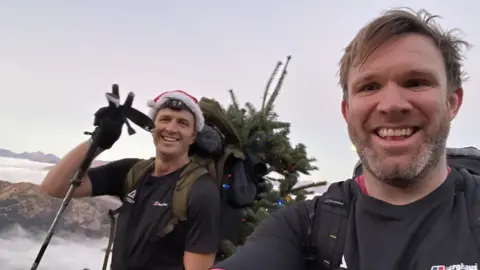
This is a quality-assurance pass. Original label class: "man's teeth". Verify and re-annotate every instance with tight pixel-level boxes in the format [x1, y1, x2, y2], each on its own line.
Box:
[162, 136, 179, 142]
[377, 128, 414, 138]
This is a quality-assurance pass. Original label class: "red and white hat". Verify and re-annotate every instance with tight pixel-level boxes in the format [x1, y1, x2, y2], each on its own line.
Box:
[146, 90, 205, 132]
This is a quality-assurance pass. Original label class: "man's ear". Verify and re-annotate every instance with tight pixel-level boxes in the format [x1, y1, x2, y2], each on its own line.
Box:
[341, 99, 348, 123]
[448, 88, 463, 121]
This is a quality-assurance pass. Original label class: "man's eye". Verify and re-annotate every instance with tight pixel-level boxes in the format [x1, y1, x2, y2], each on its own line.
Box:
[360, 82, 381, 92]
[404, 79, 429, 88]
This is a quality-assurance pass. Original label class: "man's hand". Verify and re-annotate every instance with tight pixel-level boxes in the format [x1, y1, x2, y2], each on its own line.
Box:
[92, 85, 126, 150]
[184, 252, 216, 270]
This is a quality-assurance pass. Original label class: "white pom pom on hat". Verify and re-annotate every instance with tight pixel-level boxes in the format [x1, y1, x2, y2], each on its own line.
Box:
[146, 90, 205, 132]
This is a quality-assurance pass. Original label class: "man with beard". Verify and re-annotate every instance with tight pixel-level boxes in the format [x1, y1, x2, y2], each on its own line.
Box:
[211, 8, 479, 270]
[40, 90, 220, 270]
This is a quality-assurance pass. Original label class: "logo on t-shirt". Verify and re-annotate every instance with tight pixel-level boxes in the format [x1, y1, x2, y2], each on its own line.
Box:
[125, 190, 136, 204]
[340, 255, 347, 269]
[431, 263, 478, 270]
[152, 201, 168, 207]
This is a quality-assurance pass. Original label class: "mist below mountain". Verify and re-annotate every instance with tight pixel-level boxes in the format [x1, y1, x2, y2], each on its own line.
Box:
[0, 152, 324, 269]
[0, 156, 117, 269]
[0, 225, 109, 270]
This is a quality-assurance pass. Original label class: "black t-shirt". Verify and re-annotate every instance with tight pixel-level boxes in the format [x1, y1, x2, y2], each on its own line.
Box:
[88, 158, 221, 270]
[213, 168, 480, 270]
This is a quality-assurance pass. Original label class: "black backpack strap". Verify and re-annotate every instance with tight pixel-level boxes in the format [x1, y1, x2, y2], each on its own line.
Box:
[304, 198, 320, 269]
[444, 147, 480, 251]
[305, 180, 354, 270]
[459, 169, 480, 253]
[471, 188, 480, 253]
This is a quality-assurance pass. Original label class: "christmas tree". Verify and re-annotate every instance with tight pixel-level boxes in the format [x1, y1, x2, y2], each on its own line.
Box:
[221, 56, 327, 256]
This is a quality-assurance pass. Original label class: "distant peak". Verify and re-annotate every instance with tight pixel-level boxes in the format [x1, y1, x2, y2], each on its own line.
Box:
[0, 148, 109, 166]
[0, 148, 60, 164]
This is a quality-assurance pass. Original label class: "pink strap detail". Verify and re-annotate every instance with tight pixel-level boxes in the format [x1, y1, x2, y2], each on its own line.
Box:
[354, 167, 452, 196]
[355, 175, 368, 195]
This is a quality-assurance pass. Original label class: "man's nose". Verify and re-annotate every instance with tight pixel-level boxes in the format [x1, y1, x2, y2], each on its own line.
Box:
[376, 83, 413, 116]
[163, 121, 179, 133]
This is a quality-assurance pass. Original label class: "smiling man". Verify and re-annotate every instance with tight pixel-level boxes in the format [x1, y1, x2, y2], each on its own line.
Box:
[211, 8, 479, 270]
[41, 90, 220, 270]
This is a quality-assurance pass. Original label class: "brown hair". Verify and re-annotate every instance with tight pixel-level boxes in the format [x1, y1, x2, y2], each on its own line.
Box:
[338, 8, 470, 98]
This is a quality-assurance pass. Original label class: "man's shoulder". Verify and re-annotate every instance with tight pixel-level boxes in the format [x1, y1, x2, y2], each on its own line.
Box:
[88, 158, 143, 197]
[98, 158, 142, 170]
[310, 179, 355, 201]
[190, 173, 218, 190]
[452, 168, 480, 189]
[258, 179, 353, 217]
[89, 158, 141, 178]
[187, 174, 220, 203]
[455, 169, 480, 201]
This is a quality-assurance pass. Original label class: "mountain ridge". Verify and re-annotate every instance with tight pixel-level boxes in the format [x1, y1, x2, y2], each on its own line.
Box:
[0, 148, 108, 167]
[0, 179, 120, 238]
[0, 148, 61, 164]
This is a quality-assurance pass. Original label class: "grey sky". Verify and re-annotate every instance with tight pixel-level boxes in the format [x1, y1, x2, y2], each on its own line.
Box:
[1, 1, 478, 183]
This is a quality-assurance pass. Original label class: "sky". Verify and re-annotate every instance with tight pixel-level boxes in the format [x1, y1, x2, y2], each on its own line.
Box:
[1, 1, 479, 183]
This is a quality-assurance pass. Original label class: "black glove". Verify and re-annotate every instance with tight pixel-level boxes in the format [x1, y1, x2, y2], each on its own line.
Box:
[92, 105, 125, 150]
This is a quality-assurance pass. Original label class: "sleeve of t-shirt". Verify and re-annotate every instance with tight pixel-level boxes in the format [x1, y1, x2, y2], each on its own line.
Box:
[211, 199, 315, 270]
[88, 158, 140, 198]
[184, 174, 221, 254]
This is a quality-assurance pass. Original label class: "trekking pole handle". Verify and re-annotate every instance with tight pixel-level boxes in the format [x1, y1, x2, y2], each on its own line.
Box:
[124, 92, 135, 109]
[105, 84, 121, 108]
[71, 134, 100, 187]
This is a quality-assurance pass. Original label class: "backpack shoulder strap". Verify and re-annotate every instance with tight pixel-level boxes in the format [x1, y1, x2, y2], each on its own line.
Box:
[124, 158, 155, 196]
[157, 160, 210, 237]
[458, 170, 480, 253]
[471, 176, 480, 252]
[216, 144, 245, 179]
[306, 179, 354, 270]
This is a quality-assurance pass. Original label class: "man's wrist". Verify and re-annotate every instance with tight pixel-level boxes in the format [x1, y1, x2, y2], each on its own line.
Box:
[86, 138, 105, 155]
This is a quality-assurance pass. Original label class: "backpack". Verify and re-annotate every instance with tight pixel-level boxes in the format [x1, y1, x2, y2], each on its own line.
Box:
[305, 146, 480, 270]
[101, 98, 266, 269]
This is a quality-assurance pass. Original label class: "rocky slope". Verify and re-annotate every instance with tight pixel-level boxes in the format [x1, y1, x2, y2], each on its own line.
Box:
[0, 180, 121, 238]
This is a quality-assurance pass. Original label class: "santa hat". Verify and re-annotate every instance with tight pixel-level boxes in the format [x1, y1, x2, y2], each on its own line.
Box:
[146, 90, 205, 132]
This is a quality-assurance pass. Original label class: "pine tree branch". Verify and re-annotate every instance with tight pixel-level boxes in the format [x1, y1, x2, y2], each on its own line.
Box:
[264, 55, 292, 116]
[261, 61, 282, 114]
[228, 89, 240, 111]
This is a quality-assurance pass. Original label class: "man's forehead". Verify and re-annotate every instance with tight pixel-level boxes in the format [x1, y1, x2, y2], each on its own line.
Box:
[156, 108, 194, 121]
[348, 35, 445, 82]
[352, 67, 439, 81]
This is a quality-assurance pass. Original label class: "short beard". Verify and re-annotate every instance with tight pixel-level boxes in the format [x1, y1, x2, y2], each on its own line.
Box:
[351, 118, 450, 190]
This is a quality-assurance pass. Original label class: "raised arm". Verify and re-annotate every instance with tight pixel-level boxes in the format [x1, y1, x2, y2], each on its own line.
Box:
[40, 141, 101, 198]
[40, 90, 128, 198]
[40, 140, 138, 199]
[211, 200, 314, 270]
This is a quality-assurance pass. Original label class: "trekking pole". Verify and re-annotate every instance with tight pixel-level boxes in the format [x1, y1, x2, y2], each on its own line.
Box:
[30, 84, 153, 270]
[30, 133, 100, 270]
